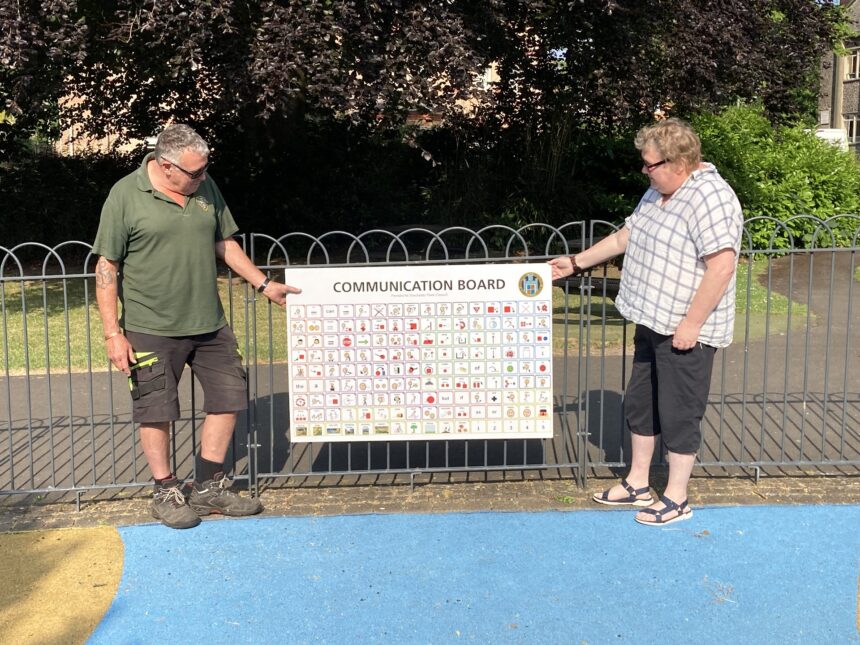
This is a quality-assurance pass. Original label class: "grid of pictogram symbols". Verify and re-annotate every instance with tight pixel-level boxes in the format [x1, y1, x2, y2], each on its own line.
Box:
[286, 264, 554, 442]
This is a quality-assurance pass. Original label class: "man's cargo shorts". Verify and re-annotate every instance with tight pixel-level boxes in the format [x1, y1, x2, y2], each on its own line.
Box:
[124, 326, 247, 424]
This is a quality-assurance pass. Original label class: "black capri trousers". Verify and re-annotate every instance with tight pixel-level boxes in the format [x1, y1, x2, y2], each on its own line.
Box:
[623, 324, 717, 454]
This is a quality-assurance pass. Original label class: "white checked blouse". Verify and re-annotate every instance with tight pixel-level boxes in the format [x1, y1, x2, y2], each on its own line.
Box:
[615, 163, 744, 348]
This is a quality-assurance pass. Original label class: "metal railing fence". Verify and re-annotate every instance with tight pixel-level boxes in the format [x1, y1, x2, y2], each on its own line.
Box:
[1, 218, 858, 503]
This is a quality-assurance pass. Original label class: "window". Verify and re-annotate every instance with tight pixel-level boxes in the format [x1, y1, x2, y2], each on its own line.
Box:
[843, 114, 860, 143]
[845, 48, 860, 80]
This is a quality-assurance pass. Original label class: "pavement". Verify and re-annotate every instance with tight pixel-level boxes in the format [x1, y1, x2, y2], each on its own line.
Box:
[2, 474, 860, 532]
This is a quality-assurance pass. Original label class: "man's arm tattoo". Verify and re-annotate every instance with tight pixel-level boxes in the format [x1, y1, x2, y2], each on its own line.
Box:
[96, 258, 115, 289]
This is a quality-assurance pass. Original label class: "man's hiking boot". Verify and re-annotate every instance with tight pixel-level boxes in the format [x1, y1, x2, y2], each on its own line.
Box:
[152, 478, 201, 529]
[189, 472, 263, 517]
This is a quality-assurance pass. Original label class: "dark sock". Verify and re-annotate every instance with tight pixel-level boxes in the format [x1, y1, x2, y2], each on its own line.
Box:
[154, 474, 177, 488]
[196, 456, 223, 484]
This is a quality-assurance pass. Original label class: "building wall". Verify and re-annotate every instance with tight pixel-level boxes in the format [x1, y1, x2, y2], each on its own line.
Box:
[845, 78, 860, 115]
[820, 0, 860, 154]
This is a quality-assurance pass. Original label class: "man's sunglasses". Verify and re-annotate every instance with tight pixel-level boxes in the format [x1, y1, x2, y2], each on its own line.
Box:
[162, 157, 209, 180]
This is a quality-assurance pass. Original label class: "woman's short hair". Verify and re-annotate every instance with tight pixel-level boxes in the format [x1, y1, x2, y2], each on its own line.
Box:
[154, 124, 209, 162]
[634, 118, 701, 171]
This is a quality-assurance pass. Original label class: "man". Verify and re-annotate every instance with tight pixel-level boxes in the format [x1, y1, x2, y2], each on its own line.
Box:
[550, 118, 743, 526]
[93, 124, 301, 529]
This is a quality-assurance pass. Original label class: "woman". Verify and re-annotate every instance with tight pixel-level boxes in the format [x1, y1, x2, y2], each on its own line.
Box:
[550, 118, 743, 526]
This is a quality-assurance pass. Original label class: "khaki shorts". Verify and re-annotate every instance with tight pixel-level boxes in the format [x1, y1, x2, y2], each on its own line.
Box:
[124, 326, 247, 424]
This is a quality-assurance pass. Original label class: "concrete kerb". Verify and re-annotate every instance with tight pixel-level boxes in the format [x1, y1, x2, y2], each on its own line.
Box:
[1, 474, 859, 533]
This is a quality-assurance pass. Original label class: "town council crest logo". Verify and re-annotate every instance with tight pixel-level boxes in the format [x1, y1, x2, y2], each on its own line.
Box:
[518, 272, 543, 297]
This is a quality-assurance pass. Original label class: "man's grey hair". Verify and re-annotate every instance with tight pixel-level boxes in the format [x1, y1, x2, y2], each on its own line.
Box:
[154, 124, 209, 162]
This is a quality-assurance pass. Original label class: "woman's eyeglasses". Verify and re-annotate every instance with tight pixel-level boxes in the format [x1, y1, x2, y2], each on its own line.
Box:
[642, 159, 668, 173]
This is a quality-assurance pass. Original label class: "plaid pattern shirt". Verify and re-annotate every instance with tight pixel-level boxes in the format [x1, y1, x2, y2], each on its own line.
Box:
[615, 163, 743, 348]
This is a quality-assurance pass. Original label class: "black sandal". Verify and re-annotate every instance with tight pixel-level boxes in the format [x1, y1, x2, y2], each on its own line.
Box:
[634, 495, 693, 526]
[592, 478, 653, 507]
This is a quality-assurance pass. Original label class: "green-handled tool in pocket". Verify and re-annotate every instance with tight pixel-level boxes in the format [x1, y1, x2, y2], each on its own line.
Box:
[128, 352, 166, 399]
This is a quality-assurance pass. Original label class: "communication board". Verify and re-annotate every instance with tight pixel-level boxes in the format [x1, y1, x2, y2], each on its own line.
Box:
[286, 262, 553, 442]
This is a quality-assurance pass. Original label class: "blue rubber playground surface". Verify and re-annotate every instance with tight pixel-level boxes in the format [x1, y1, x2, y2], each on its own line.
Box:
[88, 505, 859, 644]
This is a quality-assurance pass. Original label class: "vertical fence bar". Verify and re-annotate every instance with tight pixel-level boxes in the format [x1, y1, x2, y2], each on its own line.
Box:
[22, 277, 35, 489]
[1, 278, 16, 490]
[61, 276, 77, 488]
[780, 251, 794, 462]
[839, 248, 856, 459]
[757, 251, 772, 465]
[798, 251, 813, 462]
[819, 250, 836, 461]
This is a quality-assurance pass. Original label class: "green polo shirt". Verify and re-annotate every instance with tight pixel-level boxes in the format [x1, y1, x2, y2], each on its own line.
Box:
[92, 153, 239, 336]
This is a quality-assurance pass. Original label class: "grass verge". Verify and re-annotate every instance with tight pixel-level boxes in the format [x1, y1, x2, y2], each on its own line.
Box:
[1, 259, 811, 373]
[550, 256, 811, 352]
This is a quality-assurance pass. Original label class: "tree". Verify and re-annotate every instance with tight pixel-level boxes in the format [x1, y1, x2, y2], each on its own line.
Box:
[656, 0, 842, 121]
[0, 0, 87, 157]
[57, 1, 486, 150]
[421, 0, 847, 226]
[0, 0, 848, 242]
[5, 1, 841, 151]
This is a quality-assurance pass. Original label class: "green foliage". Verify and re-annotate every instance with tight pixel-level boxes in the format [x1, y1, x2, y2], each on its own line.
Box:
[0, 123, 432, 247]
[215, 119, 430, 236]
[693, 104, 860, 249]
[0, 0, 84, 160]
[412, 121, 646, 230]
[0, 152, 134, 247]
[0, 1, 852, 243]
